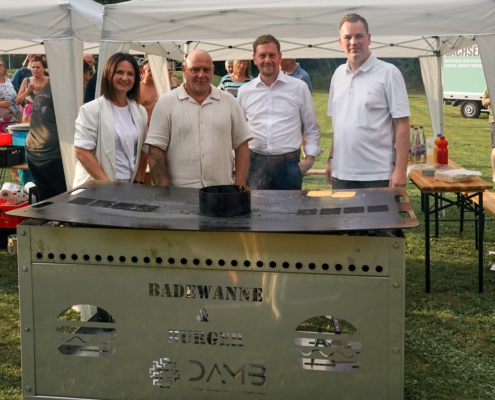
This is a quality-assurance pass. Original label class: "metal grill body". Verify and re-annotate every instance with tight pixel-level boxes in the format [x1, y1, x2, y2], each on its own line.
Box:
[15, 183, 414, 399]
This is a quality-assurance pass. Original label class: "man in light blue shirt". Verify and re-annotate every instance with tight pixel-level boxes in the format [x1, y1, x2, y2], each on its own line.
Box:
[280, 58, 313, 94]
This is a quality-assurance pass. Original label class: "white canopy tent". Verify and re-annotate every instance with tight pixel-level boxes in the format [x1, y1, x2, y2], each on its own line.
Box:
[99, 0, 495, 142]
[0, 0, 103, 190]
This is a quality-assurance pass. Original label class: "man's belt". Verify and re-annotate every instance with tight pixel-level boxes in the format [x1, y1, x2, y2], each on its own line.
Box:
[249, 149, 300, 164]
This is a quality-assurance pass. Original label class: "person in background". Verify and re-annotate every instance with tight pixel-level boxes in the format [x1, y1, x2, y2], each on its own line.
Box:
[167, 62, 180, 89]
[280, 57, 314, 154]
[0, 58, 20, 132]
[25, 61, 92, 201]
[237, 34, 322, 190]
[219, 60, 253, 98]
[83, 53, 95, 75]
[11, 54, 49, 93]
[16, 55, 49, 123]
[280, 58, 313, 94]
[325, 13, 410, 189]
[146, 50, 252, 188]
[73, 52, 148, 186]
[482, 86, 495, 182]
[84, 71, 97, 103]
[224, 60, 234, 76]
[219, 60, 234, 89]
[139, 60, 157, 124]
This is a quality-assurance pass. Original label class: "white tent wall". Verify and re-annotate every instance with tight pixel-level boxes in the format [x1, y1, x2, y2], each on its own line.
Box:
[419, 56, 444, 137]
[477, 35, 495, 114]
[100, 0, 495, 46]
[148, 55, 171, 97]
[44, 39, 83, 190]
[0, 0, 103, 55]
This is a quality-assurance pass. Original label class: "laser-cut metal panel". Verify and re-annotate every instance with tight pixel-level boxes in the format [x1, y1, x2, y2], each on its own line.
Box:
[8, 181, 418, 232]
[18, 226, 405, 399]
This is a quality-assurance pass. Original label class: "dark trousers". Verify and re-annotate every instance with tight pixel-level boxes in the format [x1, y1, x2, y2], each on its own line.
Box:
[247, 154, 302, 190]
[332, 177, 390, 190]
[27, 157, 67, 201]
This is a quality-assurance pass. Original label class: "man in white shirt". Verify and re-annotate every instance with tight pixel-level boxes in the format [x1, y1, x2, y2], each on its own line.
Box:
[238, 34, 322, 190]
[146, 50, 252, 188]
[325, 14, 410, 189]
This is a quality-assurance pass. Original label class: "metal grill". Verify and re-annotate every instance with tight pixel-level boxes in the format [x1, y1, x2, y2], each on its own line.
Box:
[15, 183, 417, 399]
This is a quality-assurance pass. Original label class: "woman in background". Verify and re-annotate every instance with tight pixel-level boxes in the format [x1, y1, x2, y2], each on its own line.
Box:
[16, 55, 49, 122]
[219, 60, 253, 98]
[73, 52, 148, 186]
[0, 58, 19, 132]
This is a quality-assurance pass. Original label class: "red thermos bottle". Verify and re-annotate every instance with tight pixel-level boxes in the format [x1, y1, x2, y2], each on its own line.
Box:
[437, 136, 448, 165]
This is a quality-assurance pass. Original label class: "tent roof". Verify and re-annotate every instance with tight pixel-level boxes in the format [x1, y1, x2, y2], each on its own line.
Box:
[0, 0, 103, 54]
[101, 0, 495, 60]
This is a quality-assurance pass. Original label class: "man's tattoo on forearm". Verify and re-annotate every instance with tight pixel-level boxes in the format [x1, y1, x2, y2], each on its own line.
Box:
[149, 147, 168, 186]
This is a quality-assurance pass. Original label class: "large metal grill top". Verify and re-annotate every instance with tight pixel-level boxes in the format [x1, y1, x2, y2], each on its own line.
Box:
[8, 181, 418, 232]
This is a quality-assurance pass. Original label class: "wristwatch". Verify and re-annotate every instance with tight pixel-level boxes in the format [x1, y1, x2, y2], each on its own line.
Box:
[327, 156, 333, 163]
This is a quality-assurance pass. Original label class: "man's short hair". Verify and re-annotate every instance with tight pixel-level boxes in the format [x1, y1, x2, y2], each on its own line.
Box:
[253, 34, 280, 53]
[83, 60, 91, 75]
[225, 60, 233, 64]
[339, 14, 369, 34]
[101, 52, 141, 104]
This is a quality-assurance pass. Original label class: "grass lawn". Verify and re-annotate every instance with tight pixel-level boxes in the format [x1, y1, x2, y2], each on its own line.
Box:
[1, 87, 495, 399]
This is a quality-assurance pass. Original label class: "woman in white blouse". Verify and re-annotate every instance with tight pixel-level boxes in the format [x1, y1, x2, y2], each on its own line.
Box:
[73, 52, 148, 187]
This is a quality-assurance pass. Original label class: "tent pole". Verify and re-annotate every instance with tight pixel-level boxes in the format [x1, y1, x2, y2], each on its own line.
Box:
[436, 38, 444, 136]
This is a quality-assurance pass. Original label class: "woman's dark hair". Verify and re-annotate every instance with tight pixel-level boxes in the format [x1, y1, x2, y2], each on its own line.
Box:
[100, 52, 140, 103]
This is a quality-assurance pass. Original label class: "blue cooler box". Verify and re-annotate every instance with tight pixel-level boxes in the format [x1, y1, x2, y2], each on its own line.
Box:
[7, 124, 33, 185]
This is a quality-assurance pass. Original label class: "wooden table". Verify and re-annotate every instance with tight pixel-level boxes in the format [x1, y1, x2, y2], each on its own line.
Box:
[9, 163, 29, 170]
[409, 165, 492, 293]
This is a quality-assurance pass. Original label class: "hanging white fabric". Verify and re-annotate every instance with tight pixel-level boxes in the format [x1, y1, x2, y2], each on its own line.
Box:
[45, 39, 84, 191]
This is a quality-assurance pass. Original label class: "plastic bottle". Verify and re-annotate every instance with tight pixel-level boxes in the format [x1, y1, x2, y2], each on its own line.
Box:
[409, 125, 415, 161]
[419, 126, 426, 163]
[414, 128, 421, 163]
[433, 133, 442, 164]
[437, 136, 448, 165]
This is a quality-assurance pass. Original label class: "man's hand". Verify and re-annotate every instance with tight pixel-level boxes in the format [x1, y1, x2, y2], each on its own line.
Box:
[298, 155, 315, 175]
[389, 169, 407, 187]
[325, 162, 332, 184]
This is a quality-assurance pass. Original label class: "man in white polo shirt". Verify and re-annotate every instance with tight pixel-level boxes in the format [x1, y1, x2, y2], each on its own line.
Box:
[238, 34, 322, 190]
[146, 50, 252, 188]
[325, 13, 410, 189]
